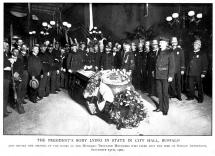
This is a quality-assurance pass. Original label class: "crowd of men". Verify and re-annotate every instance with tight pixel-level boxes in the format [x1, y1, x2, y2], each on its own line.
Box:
[3, 36, 208, 117]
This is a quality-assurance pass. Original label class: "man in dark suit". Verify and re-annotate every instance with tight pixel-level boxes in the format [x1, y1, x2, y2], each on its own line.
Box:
[28, 45, 43, 103]
[169, 37, 185, 101]
[186, 39, 208, 103]
[154, 37, 175, 115]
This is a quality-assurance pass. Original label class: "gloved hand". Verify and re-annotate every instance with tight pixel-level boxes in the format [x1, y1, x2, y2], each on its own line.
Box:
[168, 77, 173, 82]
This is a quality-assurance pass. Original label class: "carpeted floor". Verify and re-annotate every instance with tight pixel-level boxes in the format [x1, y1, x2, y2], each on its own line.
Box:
[3, 89, 212, 135]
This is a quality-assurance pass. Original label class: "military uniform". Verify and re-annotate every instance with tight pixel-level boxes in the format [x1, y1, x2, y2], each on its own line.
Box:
[67, 49, 84, 87]
[83, 52, 96, 71]
[155, 49, 175, 115]
[186, 50, 208, 102]
[101, 52, 114, 70]
[52, 48, 61, 91]
[38, 51, 51, 98]
[60, 51, 69, 89]
[45, 49, 57, 94]
[15, 53, 29, 105]
[169, 47, 185, 99]
[147, 49, 158, 95]
[4, 52, 12, 116]
[121, 51, 135, 72]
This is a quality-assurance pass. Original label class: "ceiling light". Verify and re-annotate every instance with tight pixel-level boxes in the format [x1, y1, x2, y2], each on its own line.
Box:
[42, 22, 48, 27]
[166, 16, 173, 22]
[32, 31, 36, 34]
[67, 23, 72, 28]
[172, 13, 179, 18]
[188, 11, 195, 17]
[29, 32, 33, 35]
[50, 21, 56, 25]
[196, 13, 203, 19]
[40, 31, 44, 34]
[63, 21, 68, 26]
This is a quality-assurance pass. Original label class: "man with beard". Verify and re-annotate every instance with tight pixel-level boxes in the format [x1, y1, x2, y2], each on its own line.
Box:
[169, 37, 185, 101]
[28, 45, 43, 103]
[186, 39, 208, 103]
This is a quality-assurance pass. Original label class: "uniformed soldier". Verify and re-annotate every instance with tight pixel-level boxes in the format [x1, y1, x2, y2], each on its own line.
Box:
[3, 41, 13, 117]
[17, 45, 29, 104]
[169, 37, 185, 101]
[12, 48, 26, 113]
[132, 40, 142, 90]
[52, 42, 61, 92]
[112, 46, 121, 69]
[121, 41, 135, 75]
[186, 39, 208, 103]
[147, 39, 158, 96]
[101, 45, 114, 70]
[38, 44, 50, 99]
[153, 37, 175, 115]
[28, 45, 43, 103]
[138, 41, 148, 92]
[83, 44, 96, 71]
[67, 43, 83, 73]
[67, 43, 84, 87]
[46, 44, 58, 94]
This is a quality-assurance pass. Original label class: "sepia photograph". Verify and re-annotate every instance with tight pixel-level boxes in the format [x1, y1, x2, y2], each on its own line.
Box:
[2, 2, 213, 137]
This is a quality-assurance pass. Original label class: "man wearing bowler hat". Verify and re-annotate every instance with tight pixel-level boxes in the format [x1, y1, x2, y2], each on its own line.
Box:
[153, 37, 175, 115]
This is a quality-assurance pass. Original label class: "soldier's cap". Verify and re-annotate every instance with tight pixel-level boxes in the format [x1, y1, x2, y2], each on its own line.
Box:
[151, 39, 158, 45]
[34, 44, 39, 47]
[171, 37, 178, 43]
[194, 39, 201, 46]
[159, 36, 170, 42]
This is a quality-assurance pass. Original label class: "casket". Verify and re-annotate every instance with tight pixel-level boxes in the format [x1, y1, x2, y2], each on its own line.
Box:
[68, 70, 95, 104]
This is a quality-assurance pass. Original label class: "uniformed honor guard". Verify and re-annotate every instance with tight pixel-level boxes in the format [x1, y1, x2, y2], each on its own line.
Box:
[3, 41, 13, 117]
[147, 39, 158, 96]
[101, 44, 114, 70]
[52, 42, 61, 92]
[153, 37, 175, 115]
[121, 41, 135, 76]
[38, 44, 50, 99]
[186, 39, 208, 103]
[169, 37, 185, 101]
